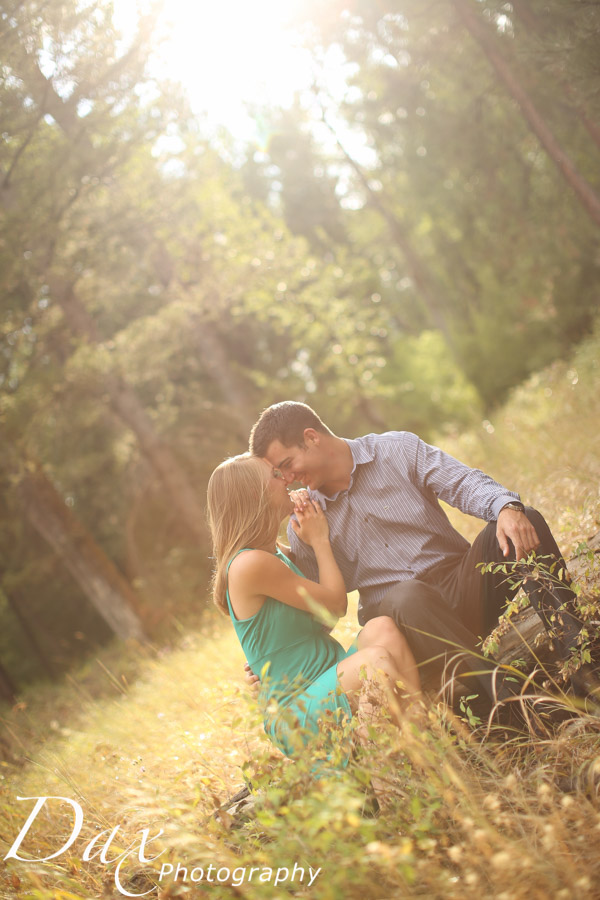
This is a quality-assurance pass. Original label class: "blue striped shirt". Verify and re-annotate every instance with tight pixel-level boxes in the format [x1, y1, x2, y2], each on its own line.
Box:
[287, 431, 519, 613]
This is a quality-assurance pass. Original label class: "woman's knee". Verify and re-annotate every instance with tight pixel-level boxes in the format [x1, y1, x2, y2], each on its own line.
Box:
[360, 615, 399, 645]
[360, 616, 412, 658]
[338, 645, 396, 697]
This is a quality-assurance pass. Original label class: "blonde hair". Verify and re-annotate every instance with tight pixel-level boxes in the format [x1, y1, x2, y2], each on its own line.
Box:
[207, 453, 282, 614]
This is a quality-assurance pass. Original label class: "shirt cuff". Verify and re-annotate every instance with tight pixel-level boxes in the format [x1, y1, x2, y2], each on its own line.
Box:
[491, 494, 522, 520]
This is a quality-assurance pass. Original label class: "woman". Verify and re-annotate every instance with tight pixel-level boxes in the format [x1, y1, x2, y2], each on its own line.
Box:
[207, 452, 422, 762]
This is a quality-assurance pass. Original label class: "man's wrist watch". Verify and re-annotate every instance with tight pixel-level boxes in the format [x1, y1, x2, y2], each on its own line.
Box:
[502, 501, 525, 513]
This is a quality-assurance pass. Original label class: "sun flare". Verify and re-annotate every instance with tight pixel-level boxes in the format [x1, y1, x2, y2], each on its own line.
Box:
[114, 0, 314, 138]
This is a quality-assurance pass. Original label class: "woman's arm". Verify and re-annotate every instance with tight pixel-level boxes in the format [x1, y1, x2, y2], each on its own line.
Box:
[228, 501, 347, 619]
[292, 500, 347, 614]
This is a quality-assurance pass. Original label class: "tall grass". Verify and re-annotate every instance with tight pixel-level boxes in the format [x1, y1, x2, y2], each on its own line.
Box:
[1, 328, 599, 899]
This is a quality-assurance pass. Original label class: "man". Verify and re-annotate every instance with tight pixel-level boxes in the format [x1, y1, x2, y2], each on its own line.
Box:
[248, 401, 584, 710]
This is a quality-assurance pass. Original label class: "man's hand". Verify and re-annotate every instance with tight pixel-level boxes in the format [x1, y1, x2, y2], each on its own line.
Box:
[244, 662, 260, 694]
[497, 508, 540, 562]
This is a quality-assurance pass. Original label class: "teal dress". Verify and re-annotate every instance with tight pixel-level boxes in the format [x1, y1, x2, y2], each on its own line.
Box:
[226, 548, 358, 758]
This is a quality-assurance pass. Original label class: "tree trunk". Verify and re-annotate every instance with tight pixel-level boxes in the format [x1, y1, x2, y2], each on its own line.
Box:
[17, 462, 147, 643]
[0, 659, 17, 704]
[452, 0, 600, 229]
[47, 274, 209, 545]
[0, 581, 57, 678]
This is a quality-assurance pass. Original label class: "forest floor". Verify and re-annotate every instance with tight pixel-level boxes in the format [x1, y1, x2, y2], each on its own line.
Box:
[1, 327, 599, 900]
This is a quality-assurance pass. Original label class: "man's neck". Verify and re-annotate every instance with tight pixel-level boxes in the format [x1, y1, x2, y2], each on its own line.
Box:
[318, 437, 354, 496]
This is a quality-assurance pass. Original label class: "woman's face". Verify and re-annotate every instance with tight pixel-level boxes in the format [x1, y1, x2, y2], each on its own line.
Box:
[260, 458, 293, 520]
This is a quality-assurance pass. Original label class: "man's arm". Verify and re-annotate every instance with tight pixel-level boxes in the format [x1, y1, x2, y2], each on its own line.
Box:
[405, 432, 519, 522]
[404, 432, 540, 560]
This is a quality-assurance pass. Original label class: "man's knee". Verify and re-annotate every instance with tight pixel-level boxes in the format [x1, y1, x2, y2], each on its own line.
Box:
[523, 506, 552, 542]
[523, 505, 544, 527]
[376, 580, 447, 628]
[518, 507, 566, 564]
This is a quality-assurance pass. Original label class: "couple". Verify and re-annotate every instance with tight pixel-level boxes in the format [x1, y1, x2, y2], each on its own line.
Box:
[207, 401, 582, 761]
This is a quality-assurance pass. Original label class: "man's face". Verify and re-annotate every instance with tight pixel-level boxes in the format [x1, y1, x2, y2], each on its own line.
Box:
[264, 435, 327, 491]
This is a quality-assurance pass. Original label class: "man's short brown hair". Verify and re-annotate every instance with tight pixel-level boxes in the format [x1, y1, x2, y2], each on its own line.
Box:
[249, 402, 332, 457]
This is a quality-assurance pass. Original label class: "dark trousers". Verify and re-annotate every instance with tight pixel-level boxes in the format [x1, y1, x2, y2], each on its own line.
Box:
[359, 508, 581, 705]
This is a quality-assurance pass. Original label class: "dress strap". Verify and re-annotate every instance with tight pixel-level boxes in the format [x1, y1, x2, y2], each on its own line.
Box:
[275, 547, 306, 578]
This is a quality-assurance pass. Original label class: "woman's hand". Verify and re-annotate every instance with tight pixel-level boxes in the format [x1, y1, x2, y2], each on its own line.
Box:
[290, 498, 329, 547]
[288, 488, 309, 510]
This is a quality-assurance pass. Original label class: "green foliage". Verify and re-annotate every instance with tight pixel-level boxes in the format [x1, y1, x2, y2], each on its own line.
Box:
[256, 0, 600, 407]
[458, 694, 482, 728]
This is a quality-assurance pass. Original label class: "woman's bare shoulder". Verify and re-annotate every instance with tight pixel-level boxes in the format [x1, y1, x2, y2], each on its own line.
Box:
[227, 550, 293, 617]
[228, 549, 283, 582]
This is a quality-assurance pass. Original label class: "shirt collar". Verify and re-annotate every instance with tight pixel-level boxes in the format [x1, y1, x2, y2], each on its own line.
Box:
[344, 436, 376, 468]
[311, 437, 375, 504]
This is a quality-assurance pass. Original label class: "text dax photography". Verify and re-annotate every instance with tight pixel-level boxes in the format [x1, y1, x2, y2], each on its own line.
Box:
[2, 0, 600, 898]
[5, 796, 321, 895]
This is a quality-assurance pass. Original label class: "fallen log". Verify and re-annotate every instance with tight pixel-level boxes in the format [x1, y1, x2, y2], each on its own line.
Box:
[494, 531, 600, 667]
